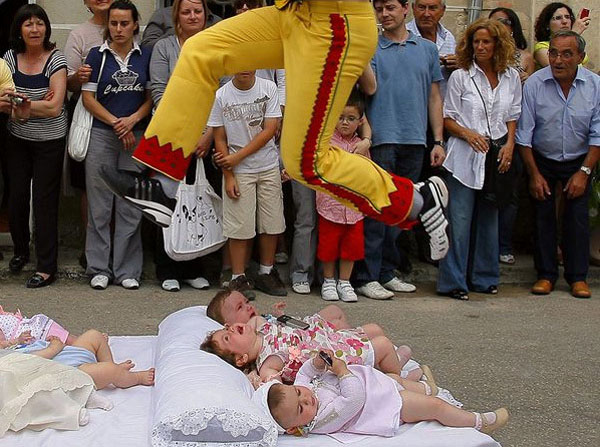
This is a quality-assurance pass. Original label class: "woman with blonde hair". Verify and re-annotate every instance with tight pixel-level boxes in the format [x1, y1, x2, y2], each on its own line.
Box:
[437, 19, 522, 300]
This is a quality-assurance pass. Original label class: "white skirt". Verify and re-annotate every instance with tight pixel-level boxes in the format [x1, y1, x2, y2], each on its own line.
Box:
[0, 352, 94, 436]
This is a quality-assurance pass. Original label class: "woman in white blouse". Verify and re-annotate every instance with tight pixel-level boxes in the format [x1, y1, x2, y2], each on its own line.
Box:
[437, 18, 522, 300]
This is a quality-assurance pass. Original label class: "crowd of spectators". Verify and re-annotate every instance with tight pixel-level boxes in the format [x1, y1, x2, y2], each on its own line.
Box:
[0, 0, 597, 300]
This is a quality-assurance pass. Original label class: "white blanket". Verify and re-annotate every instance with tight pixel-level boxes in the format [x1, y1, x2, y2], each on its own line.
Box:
[0, 336, 500, 447]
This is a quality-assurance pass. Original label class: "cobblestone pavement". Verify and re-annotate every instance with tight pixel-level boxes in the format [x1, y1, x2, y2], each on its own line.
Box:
[1, 278, 598, 447]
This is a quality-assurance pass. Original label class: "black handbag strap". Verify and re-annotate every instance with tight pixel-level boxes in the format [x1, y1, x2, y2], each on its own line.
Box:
[470, 76, 492, 138]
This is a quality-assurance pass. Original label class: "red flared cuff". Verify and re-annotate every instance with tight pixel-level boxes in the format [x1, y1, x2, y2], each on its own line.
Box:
[376, 174, 418, 228]
[132, 135, 191, 181]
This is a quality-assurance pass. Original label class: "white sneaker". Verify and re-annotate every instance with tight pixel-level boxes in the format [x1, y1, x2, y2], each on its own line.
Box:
[121, 278, 140, 290]
[356, 281, 394, 300]
[90, 274, 109, 290]
[292, 281, 311, 294]
[499, 254, 515, 265]
[337, 281, 358, 302]
[383, 277, 416, 293]
[321, 279, 339, 301]
[161, 279, 180, 292]
[183, 277, 210, 289]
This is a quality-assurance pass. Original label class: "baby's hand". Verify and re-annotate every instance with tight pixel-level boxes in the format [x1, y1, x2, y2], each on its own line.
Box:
[47, 336, 65, 351]
[330, 354, 349, 377]
[272, 301, 286, 317]
[17, 331, 34, 345]
[313, 349, 335, 371]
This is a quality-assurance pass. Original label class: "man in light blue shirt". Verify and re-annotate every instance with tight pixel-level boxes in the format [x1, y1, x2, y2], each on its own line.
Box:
[516, 31, 600, 299]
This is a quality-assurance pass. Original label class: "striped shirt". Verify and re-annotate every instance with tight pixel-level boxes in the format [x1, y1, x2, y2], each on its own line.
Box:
[3, 49, 68, 141]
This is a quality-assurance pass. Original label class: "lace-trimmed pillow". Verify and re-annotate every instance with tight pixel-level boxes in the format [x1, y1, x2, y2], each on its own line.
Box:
[151, 306, 278, 447]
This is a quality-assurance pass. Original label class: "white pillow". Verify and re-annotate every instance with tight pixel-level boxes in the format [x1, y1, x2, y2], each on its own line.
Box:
[151, 306, 278, 447]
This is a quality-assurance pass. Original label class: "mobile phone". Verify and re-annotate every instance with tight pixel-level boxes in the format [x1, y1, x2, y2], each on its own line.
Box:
[318, 351, 333, 367]
[8, 93, 23, 105]
[276, 315, 310, 330]
[580, 8, 590, 19]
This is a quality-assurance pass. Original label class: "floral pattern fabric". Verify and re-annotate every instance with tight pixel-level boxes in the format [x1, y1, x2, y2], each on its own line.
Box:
[256, 314, 373, 384]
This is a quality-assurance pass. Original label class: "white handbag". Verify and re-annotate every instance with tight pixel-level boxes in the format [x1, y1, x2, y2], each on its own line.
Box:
[67, 52, 107, 162]
[163, 159, 227, 261]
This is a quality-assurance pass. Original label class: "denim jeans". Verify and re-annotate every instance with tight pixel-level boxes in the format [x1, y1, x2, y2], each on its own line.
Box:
[437, 174, 499, 293]
[532, 153, 589, 284]
[354, 144, 424, 285]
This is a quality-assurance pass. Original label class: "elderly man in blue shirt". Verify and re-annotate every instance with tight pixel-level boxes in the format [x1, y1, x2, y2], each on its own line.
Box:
[516, 30, 600, 299]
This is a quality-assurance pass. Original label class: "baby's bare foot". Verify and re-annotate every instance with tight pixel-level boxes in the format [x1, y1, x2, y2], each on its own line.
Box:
[102, 333, 109, 343]
[118, 360, 135, 370]
[136, 368, 155, 386]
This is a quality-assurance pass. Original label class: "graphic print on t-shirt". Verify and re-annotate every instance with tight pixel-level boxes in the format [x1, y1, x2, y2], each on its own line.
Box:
[105, 68, 144, 95]
[221, 95, 269, 152]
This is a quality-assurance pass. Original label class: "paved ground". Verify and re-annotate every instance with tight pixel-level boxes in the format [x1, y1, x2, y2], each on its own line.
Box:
[1, 275, 598, 447]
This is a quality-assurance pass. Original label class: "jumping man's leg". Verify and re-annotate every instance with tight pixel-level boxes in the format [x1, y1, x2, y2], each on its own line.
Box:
[279, 1, 415, 226]
[133, 7, 284, 180]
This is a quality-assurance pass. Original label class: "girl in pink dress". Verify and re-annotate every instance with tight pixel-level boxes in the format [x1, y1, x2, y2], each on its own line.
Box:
[201, 317, 415, 386]
[255, 351, 509, 437]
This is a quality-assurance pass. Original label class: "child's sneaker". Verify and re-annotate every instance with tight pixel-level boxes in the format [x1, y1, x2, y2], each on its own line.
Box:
[292, 281, 311, 294]
[229, 274, 256, 300]
[254, 268, 287, 297]
[415, 176, 450, 261]
[220, 268, 232, 288]
[479, 408, 510, 434]
[336, 280, 358, 302]
[321, 279, 339, 301]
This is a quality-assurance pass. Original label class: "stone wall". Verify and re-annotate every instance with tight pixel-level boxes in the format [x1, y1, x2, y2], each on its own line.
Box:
[436, 1, 597, 70]
[38, 1, 596, 70]
[37, 0, 158, 49]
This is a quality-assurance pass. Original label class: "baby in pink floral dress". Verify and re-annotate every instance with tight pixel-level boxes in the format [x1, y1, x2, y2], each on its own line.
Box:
[201, 313, 405, 385]
[256, 314, 373, 383]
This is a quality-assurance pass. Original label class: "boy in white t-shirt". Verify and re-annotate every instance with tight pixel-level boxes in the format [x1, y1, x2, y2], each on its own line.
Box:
[209, 71, 286, 297]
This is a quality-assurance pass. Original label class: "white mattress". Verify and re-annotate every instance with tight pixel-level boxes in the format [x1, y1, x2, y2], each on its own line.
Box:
[1, 336, 501, 447]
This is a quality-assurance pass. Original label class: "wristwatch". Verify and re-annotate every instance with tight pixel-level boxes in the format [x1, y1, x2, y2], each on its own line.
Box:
[433, 140, 445, 149]
[580, 165, 592, 175]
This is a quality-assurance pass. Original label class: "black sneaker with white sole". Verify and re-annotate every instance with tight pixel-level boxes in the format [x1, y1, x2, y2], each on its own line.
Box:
[99, 167, 176, 228]
[415, 176, 450, 262]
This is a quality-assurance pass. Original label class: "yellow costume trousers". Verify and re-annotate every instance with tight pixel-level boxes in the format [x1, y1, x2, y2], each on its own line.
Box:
[133, 1, 415, 226]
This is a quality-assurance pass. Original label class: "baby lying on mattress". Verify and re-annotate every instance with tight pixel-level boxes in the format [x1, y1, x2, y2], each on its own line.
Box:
[201, 300, 435, 404]
[10, 329, 154, 393]
[205, 288, 421, 381]
[0, 305, 79, 348]
[254, 350, 509, 439]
